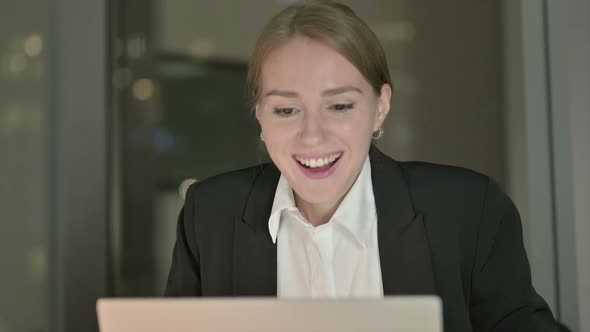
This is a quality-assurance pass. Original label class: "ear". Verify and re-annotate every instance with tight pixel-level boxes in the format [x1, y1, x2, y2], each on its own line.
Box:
[254, 104, 261, 122]
[374, 83, 392, 130]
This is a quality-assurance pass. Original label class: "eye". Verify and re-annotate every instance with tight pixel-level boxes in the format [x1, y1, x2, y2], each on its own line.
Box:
[273, 107, 298, 117]
[329, 103, 354, 112]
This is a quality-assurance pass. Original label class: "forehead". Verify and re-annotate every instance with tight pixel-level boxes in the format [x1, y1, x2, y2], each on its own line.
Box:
[260, 37, 369, 93]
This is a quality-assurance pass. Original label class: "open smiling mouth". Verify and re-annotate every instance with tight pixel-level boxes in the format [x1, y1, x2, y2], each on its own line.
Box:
[293, 152, 342, 179]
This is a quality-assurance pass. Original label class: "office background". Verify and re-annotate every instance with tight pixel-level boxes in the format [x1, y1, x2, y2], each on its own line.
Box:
[0, 0, 588, 331]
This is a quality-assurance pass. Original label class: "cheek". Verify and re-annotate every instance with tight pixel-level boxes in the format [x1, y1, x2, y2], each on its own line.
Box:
[261, 121, 293, 142]
[259, 123, 295, 162]
[336, 113, 375, 139]
[335, 117, 375, 157]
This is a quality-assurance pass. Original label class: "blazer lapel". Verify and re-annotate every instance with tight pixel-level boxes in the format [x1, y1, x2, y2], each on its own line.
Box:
[233, 164, 280, 296]
[370, 146, 436, 295]
[233, 149, 437, 296]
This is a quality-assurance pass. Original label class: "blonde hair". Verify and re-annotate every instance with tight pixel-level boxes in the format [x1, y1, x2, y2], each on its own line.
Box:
[247, 0, 392, 105]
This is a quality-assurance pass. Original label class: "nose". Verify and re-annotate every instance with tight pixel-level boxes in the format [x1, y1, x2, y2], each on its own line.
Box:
[298, 110, 327, 146]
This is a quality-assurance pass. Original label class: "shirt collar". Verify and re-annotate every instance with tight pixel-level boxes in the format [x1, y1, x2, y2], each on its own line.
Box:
[330, 156, 376, 247]
[268, 174, 295, 244]
[268, 156, 377, 247]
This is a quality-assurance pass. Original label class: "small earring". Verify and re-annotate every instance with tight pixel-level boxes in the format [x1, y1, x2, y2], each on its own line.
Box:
[372, 128, 383, 140]
[260, 132, 264, 141]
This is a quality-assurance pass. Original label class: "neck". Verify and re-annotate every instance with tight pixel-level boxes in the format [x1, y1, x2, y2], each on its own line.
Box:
[294, 194, 344, 227]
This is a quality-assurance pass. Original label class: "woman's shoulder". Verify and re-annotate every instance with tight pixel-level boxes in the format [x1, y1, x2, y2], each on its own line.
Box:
[398, 160, 491, 192]
[370, 146, 493, 195]
[391, 157, 508, 209]
[396, 159, 512, 223]
[372, 147, 511, 221]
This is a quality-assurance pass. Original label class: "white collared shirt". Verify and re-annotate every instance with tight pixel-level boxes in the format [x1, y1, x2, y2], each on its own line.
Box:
[268, 157, 383, 298]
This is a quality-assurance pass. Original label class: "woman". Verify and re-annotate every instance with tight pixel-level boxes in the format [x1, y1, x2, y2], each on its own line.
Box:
[166, 1, 559, 331]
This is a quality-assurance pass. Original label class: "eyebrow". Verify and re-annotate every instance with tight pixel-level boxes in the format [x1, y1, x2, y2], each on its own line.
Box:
[321, 86, 363, 97]
[263, 85, 363, 98]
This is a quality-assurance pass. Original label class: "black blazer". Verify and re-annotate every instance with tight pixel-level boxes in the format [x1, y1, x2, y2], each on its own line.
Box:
[166, 147, 559, 332]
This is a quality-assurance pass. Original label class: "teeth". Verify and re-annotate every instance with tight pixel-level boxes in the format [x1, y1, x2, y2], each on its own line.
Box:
[295, 152, 341, 168]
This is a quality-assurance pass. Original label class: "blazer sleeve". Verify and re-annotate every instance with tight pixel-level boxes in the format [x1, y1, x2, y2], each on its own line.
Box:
[164, 183, 202, 296]
[469, 178, 560, 332]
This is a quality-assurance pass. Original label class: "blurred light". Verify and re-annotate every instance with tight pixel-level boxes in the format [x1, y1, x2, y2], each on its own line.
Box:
[0, 318, 7, 332]
[189, 38, 214, 58]
[126, 34, 146, 59]
[1, 53, 27, 74]
[112, 67, 133, 88]
[23, 34, 43, 57]
[179, 178, 198, 200]
[132, 78, 155, 101]
[0, 104, 42, 136]
[153, 129, 176, 154]
[10, 54, 27, 73]
[28, 246, 46, 285]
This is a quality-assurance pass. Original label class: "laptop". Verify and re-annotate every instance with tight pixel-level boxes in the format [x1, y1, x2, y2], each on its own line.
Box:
[97, 296, 442, 332]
